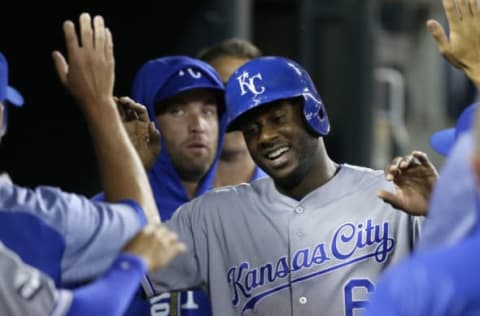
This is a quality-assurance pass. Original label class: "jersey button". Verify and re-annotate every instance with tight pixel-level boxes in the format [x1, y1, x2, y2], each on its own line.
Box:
[296, 230, 304, 238]
[295, 206, 304, 214]
[299, 296, 307, 304]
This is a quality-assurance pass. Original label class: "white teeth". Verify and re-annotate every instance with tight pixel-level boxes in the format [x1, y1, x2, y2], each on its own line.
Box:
[267, 146, 289, 159]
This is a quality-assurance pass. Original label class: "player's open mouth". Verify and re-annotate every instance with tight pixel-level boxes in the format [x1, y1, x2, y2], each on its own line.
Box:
[266, 146, 290, 160]
[263, 145, 291, 168]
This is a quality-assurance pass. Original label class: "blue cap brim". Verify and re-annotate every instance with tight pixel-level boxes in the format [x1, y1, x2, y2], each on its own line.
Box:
[6, 86, 24, 107]
[430, 128, 455, 156]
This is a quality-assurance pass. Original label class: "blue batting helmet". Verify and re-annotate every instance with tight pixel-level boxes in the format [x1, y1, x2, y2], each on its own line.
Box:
[225, 56, 330, 136]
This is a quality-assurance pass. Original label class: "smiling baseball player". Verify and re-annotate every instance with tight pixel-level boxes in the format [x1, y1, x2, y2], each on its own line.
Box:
[144, 56, 422, 316]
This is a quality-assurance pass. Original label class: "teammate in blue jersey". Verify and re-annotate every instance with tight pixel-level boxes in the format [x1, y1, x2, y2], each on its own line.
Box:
[364, 0, 480, 314]
[93, 56, 227, 315]
[364, 134, 480, 316]
[0, 12, 186, 315]
[197, 38, 267, 187]
[415, 102, 478, 252]
[133, 51, 426, 315]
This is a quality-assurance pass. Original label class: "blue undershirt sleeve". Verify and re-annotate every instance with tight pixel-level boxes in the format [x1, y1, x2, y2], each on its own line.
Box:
[66, 253, 147, 316]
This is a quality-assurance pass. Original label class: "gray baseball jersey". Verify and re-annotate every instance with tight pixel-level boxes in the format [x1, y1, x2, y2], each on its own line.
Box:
[0, 241, 72, 316]
[147, 164, 422, 316]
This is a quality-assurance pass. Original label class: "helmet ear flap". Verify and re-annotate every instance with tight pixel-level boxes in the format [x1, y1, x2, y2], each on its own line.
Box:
[302, 90, 330, 136]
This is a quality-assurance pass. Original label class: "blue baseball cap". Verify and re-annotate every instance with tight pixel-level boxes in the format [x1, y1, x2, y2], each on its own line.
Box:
[154, 66, 224, 110]
[430, 103, 477, 156]
[0, 52, 24, 107]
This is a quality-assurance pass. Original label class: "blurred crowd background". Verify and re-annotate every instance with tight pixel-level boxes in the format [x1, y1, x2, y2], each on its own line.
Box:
[0, 0, 473, 196]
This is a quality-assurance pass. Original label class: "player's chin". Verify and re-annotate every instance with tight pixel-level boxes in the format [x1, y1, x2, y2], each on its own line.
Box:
[260, 160, 297, 180]
[189, 153, 215, 169]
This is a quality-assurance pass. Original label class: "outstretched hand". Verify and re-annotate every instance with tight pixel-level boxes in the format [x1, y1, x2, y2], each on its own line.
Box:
[116, 96, 161, 170]
[427, 0, 480, 86]
[378, 151, 439, 216]
[123, 224, 186, 272]
[52, 12, 115, 111]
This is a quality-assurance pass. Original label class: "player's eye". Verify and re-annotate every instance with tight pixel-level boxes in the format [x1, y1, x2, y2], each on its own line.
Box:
[202, 104, 218, 117]
[271, 112, 286, 124]
[242, 124, 259, 138]
[168, 105, 185, 116]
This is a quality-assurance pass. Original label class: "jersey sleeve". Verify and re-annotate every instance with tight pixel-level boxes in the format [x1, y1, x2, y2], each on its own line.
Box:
[59, 193, 147, 283]
[13, 184, 147, 284]
[67, 253, 147, 316]
[146, 199, 208, 295]
[0, 242, 72, 316]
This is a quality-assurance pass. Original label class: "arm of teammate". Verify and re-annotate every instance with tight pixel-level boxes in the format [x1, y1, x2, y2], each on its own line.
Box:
[427, 0, 480, 87]
[67, 224, 186, 316]
[377, 151, 439, 216]
[0, 224, 185, 316]
[51, 13, 160, 224]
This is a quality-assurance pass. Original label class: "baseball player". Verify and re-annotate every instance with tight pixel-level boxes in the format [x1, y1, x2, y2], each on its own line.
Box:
[138, 55, 423, 316]
[197, 38, 267, 187]
[0, 12, 171, 290]
[415, 103, 478, 252]
[93, 56, 227, 316]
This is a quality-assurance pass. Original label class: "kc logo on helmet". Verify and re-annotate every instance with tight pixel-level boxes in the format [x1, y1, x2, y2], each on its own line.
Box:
[236, 71, 265, 96]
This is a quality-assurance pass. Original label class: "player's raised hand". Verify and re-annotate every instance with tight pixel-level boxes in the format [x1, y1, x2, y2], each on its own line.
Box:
[116, 96, 161, 170]
[123, 224, 187, 272]
[52, 12, 115, 111]
[427, 0, 480, 86]
[378, 151, 439, 216]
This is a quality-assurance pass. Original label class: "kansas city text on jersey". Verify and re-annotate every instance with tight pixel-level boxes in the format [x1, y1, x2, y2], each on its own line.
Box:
[226, 219, 394, 312]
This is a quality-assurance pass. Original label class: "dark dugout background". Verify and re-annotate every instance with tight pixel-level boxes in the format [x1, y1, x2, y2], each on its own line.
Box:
[0, 0, 378, 196]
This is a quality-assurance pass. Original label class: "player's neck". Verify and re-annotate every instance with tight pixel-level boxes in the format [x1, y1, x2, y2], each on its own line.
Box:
[181, 180, 200, 200]
[276, 141, 338, 199]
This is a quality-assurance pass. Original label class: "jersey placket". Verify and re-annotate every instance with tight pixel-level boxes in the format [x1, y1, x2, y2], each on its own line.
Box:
[289, 203, 310, 315]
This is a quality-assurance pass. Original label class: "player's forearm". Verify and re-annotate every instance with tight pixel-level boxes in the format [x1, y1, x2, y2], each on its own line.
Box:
[67, 253, 147, 316]
[84, 99, 160, 224]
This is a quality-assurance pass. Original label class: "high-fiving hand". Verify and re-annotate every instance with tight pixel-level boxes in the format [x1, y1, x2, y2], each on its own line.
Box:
[52, 12, 115, 111]
[427, 0, 480, 86]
